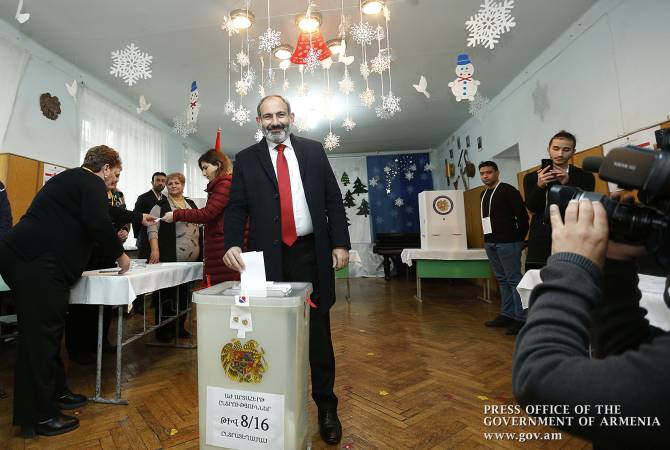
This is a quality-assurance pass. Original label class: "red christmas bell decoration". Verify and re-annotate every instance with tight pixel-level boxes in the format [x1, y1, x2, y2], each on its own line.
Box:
[214, 127, 222, 152]
[290, 31, 332, 65]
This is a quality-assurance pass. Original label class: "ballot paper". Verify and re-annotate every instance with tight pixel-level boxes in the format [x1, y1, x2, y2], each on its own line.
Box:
[240, 251, 267, 296]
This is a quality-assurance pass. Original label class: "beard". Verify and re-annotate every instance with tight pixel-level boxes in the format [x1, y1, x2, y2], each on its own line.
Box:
[263, 123, 290, 144]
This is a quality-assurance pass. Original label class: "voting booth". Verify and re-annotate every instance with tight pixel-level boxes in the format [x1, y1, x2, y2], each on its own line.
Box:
[193, 281, 311, 450]
[418, 190, 468, 250]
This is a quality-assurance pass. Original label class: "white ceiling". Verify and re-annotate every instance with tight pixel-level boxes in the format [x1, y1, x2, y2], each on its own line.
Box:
[0, 0, 597, 154]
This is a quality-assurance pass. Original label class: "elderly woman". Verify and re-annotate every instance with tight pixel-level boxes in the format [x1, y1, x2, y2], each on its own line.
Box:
[148, 172, 201, 341]
[161, 148, 241, 285]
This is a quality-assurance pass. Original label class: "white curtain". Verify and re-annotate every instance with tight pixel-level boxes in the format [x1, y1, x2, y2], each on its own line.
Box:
[183, 146, 208, 201]
[79, 87, 167, 245]
[0, 38, 30, 147]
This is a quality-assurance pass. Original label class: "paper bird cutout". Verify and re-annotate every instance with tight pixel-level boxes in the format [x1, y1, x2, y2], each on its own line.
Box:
[412, 75, 430, 99]
[15, 0, 30, 24]
[136, 95, 151, 114]
[65, 80, 78, 101]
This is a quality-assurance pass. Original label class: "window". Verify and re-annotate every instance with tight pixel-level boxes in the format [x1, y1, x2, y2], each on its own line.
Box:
[183, 146, 208, 200]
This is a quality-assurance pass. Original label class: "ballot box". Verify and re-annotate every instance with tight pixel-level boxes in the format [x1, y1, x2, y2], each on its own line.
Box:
[193, 281, 311, 450]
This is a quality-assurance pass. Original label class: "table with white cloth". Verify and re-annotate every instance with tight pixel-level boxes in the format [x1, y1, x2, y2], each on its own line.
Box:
[401, 248, 491, 302]
[70, 261, 203, 404]
[517, 270, 670, 331]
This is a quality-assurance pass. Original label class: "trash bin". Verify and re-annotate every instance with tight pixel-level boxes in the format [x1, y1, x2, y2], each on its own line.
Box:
[193, 281, 311, 450]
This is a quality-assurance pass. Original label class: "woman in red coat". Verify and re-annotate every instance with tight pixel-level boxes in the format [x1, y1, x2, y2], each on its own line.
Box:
[162, 149, 239, 285]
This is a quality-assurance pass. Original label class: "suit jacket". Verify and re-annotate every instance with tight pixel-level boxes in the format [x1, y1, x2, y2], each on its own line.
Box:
[0, 181, 11, 240]
[224, 134, 351, 312]
[133, 189, 163, 258]
[523, 165, 595, 266]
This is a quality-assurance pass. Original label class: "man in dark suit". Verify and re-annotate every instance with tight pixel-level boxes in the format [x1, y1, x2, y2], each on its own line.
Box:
[223, 95, 350, 445]
[0, 180, 12, 240]
[523, 130, 595, 270]
[133, 171, 166, 259]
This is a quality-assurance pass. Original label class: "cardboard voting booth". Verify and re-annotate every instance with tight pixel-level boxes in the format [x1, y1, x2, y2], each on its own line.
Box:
[193, 282, 311, 450]
[418, 190, 468, 250]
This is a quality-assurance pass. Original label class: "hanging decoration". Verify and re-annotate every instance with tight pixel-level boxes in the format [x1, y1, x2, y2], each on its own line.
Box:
[324, 130, 341, 151]
[173, 113, 196, 138]
[136, 95, 151, 114]
[231, 105, 251, 126]
[221, 14, 241, 36]
[375, 5, 400, 120]
[187, 81, 200, 124]
[15, 0, 30, 24]
[532, 80, 550, 120]
[224, 15, 235, 116]
[465, 0, 516, 50]
[448, 53, 480, 102]
[350, 21, 375, 46]
[468, 92, 490, 120]
[254, 129, 264, 142]
[110, 43, 153, 86]
[65, 80, 78, 101]
[342, 116, 356, 132]
[258, 28, 281, 53]
[412, 75, 430, 99]
[224, 100, 236, 116]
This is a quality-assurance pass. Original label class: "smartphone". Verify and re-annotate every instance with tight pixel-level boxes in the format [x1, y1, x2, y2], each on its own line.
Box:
[541, 158, 553, 170]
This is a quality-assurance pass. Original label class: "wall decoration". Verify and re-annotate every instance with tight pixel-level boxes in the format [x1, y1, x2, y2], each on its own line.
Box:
[39, 93, 61, 120]
[136, 95, 151, 114]
[173, 112, 196, 138]
[532, 79, 550, 121]
[477, 136, 482, 150]
[15, 0, 29, 24]
[412, 75, 430, 99]
[469, 92, 490, 120]
[110, 43, 153, 86]
[341, 172, 350, 186]
[457, 137, 461, 149]
[449, 149, 454, 158]
[65, 80, 78, 101]
[466, 135, 471, 148]
[187, 81, 200, 124]
[448, 53, 480, 102]
[254, 129, 263, 142]
[465, 0, 517, 50]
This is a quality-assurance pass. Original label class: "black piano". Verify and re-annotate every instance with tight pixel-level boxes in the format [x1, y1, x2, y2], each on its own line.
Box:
[372, 232, 421, 280]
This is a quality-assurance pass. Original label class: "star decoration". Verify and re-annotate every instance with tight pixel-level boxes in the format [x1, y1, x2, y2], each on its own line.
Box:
[394, 198, 404, 207]
[405, 171, 414, 181]
[532, 80, 550, 120]
[231, 105, 251, 126]
[258, 27, 281, 53]
[254, 129, 264, 142]
[342, 116, 356, 131]
[236, 51, 250, 67]
[360, 88, 375, 108]
[323, 131, 341, 151]
[224, 99, 236, 116]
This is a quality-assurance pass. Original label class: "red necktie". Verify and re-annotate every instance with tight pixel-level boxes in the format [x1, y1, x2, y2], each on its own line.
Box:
[275, 144, 297, 246]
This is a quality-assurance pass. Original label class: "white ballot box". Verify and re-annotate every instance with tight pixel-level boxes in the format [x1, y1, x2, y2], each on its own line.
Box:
[418, 190, 468, 250]
[193, 281, 311, 450]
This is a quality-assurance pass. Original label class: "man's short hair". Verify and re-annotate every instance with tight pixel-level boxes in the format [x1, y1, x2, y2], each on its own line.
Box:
[82, 145, 122, 172]
[548, 130, 577, 149]
[256, 95, 292, 117]
[151, 171, 167, 182]
[478, 160, 498, 171]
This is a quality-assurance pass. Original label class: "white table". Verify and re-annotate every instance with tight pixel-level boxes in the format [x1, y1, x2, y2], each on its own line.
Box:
[70, 261, 203, 404]
[401, 248, 491, 302]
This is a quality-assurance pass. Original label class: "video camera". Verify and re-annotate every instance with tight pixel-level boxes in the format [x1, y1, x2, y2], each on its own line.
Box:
[546, 129, 670, 269]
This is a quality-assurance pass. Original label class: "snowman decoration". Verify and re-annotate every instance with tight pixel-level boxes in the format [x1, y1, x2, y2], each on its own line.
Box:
[448, 53, 480, 102]
[187, 80, 200, 124]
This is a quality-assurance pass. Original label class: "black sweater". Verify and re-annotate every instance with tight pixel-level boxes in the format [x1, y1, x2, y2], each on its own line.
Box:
[513, 253, 670, 448]
[2, 168, 123, 284]
[480, 182, 529, 243]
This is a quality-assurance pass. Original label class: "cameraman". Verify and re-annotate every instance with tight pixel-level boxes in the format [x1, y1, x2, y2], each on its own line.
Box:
[513, 198, 670, 447]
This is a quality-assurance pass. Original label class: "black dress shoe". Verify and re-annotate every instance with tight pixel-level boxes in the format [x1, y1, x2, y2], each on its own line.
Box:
[318, 408, 342, 445]
[485, 315, 514, 328]
[21, 413, 80, 437]
[56, 390, 88, 410]
[505, 320, 525, 335]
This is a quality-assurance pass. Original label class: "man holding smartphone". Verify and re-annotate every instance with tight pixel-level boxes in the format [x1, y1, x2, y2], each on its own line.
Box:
[523, 130, 595, 270]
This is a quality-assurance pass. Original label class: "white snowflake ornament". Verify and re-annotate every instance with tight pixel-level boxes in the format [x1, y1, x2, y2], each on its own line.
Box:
[360, 88, 375, 108]
[350, 21, 375, 46]
[282, 79, 290, 92]
[254, 129, 264, 142]
[338, 69, 355, 95]
[375, 25, 385, 42]
[110, 43, 153, 86]
[323, 131, 341, 151]
[466, 0, 516, 50]
[469, 92, 490, 120]
[384, 166, 391, 174]
[304, 48, 322, 73]
[258, 27, 281, 53]
[409, 164, 417, 172]
[224, 99, 236, 116]
[173, 113, 196, 138]
[370, 52, 391, 74]
[235, 79, 251, 97]
[242, 67, 256, 85]
[321, 57, 334, 70]
[236, 51, 250, 67]
[360, 61, 370, 80]
[258, 84, 266, 98]
[342, 116, 356, 131]
[380, 92, 401, 118]
[369, 177, 379, 187]
[394, 198, 404, 207]
[221, 15, 240, 36]
[231, 105, 251, 126]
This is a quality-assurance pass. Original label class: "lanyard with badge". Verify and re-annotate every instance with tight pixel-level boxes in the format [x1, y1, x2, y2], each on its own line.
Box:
[480, 182, 500, 235]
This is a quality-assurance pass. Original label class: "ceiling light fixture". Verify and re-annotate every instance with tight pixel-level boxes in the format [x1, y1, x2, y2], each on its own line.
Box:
[327, 39, 346, 55]
[361, 0, 385, 15]
[273, 44, 294, 60]
[296, 11, 322, 33]
[230, 9, 255, 29]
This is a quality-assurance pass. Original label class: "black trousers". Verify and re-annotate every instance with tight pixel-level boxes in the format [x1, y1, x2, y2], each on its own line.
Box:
[282, 234, 337, 410]
[0, 242, 69, 426]
[66, 305, 113, 354]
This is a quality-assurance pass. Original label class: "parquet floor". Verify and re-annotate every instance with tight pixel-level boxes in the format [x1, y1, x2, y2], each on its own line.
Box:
[0, 278, 589, 449]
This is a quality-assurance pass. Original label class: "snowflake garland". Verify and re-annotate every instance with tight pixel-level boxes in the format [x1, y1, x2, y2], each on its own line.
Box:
[258, 84, 266, 98]
[360, 61, 370, 80]
[469, 92, 490, 120]
[304, 47, 322, 73]
[258, 27, 281, 53]
[321, 57, 334, 70]
[224, 99, 236, 116]
[376, 92, 401, 119]
[254, 129, 264, 142]
[350, 21, 375, 46]
[370, 52, 391, 74]
[172, 113, 196, 138]
[342, 116, 356, 131]
[323, 131, 341, 151]
[110, 43, 153, 86]
[360, 88, 375, 108]
[235, 79, 251, 97]
[236, 51, 250, 67]
[221, 15, 241, 36]
[231, 105, 251, 126]
[338, 69, 355, 95]
[466, 0, 517, 50]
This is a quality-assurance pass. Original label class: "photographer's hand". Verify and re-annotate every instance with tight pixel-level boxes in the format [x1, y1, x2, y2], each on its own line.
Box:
[549, 200, 608, 269]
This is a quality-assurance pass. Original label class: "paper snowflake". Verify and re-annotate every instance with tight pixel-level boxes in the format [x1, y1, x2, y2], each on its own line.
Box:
[323, 131, 341, 151]
[370, 52, 391, 74]
[342, 116, 356, 131]
[375, 25, 385, 41]
[360, 88, 375, 108]
[224, 99, 236, 115]
[376, 92, 401, 119]
[258, 84, 266, 98]
[258, 27, 281, 53]
[394, 198, 404, 207]
[321, 57, 333, 70]
[110, 43, 153, 86]
[350, 21, 375, 46]
[265, 68, 275, 88]
[322, 91, 337, 121]
[221, 15, 240, 36]
[375, 104, 391, 120]
[369, 177, 379, 187]
[254, 129, 264, 142]
[235, 79, 251, 96]
[338, 69, 355, 95]
[424, 163, 435, 172]
[469, 92, 490, 120]
[173, 114, 196, 138]
[360, 61, 370, 80]
[405, 171, 414, 181]
[231, 105, 251, 126]
[282, 79, 290, 92]
[243, 67, 256, 85]
[304, 48, 322, 73]
[236, 51, 250, 67]
[466, 0, 516, 50]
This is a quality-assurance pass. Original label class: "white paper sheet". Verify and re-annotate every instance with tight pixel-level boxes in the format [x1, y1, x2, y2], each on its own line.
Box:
[241, 251, 267, 296]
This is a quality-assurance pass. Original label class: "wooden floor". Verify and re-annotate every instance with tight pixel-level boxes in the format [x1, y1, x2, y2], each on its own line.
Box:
[0, 278, 589, 449]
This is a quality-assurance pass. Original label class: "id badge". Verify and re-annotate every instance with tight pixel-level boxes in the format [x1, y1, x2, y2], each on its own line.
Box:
[482, 217, 492, 235]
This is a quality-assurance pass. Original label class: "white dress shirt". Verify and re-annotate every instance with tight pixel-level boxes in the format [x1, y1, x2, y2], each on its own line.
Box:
[267, 136, 314, 236]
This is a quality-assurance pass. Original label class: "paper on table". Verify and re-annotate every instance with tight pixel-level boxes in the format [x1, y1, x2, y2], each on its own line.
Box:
[240, 251, 267, 296]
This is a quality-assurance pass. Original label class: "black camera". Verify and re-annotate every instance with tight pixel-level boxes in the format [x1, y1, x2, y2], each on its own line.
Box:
[546, 141, 670, 268]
